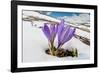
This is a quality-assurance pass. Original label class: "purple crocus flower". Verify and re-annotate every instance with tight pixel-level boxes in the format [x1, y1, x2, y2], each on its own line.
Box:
[42, 23, 58, 55]
[42, 23, 58, 42]
[57, 20, 76, 48]
[42, 19, 75, 51]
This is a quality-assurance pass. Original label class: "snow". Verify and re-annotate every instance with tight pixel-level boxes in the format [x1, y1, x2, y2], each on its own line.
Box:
[23, 11, 60, 23]
[23, 21, 90, 63]
[76, 28, 90, 39]
[58, 13, 90, 24]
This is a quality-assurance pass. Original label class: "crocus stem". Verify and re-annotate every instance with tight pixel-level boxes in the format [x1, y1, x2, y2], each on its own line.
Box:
[48, 42, 53, 55]
[51, 42, 55, 56]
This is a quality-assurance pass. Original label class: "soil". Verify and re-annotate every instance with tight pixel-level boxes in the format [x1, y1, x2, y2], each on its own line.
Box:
[45, 48, 78, 57]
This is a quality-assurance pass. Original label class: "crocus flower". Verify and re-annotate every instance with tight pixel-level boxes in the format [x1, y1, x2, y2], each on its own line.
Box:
[42, 23, 58, 43]
[42, 23, 58, 55]
[57, 20, 76, 48]
[42, 20, 76, 56]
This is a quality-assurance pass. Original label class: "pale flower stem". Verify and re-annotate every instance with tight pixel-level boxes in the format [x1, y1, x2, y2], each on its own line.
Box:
[48, 42, 53, 55]
[51, 42, 55, 56]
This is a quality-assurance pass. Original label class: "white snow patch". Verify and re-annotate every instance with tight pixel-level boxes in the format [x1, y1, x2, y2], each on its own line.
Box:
[23, 21, 90, 63]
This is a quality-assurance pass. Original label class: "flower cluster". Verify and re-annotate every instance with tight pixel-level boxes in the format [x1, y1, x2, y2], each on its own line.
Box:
[42, 20, 76, 55]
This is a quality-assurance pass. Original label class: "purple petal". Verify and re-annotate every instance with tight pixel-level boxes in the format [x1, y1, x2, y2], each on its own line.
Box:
[50, 24, 56, 41]
[55, 24, 58, 34]
[50, 24, 55, 35]
[60, 25, 70, 44]
[58, 20, 64, 33]
[42, 24, 51, 41]
[62, 27, 76, 44]
[58, 20, 65, 46]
